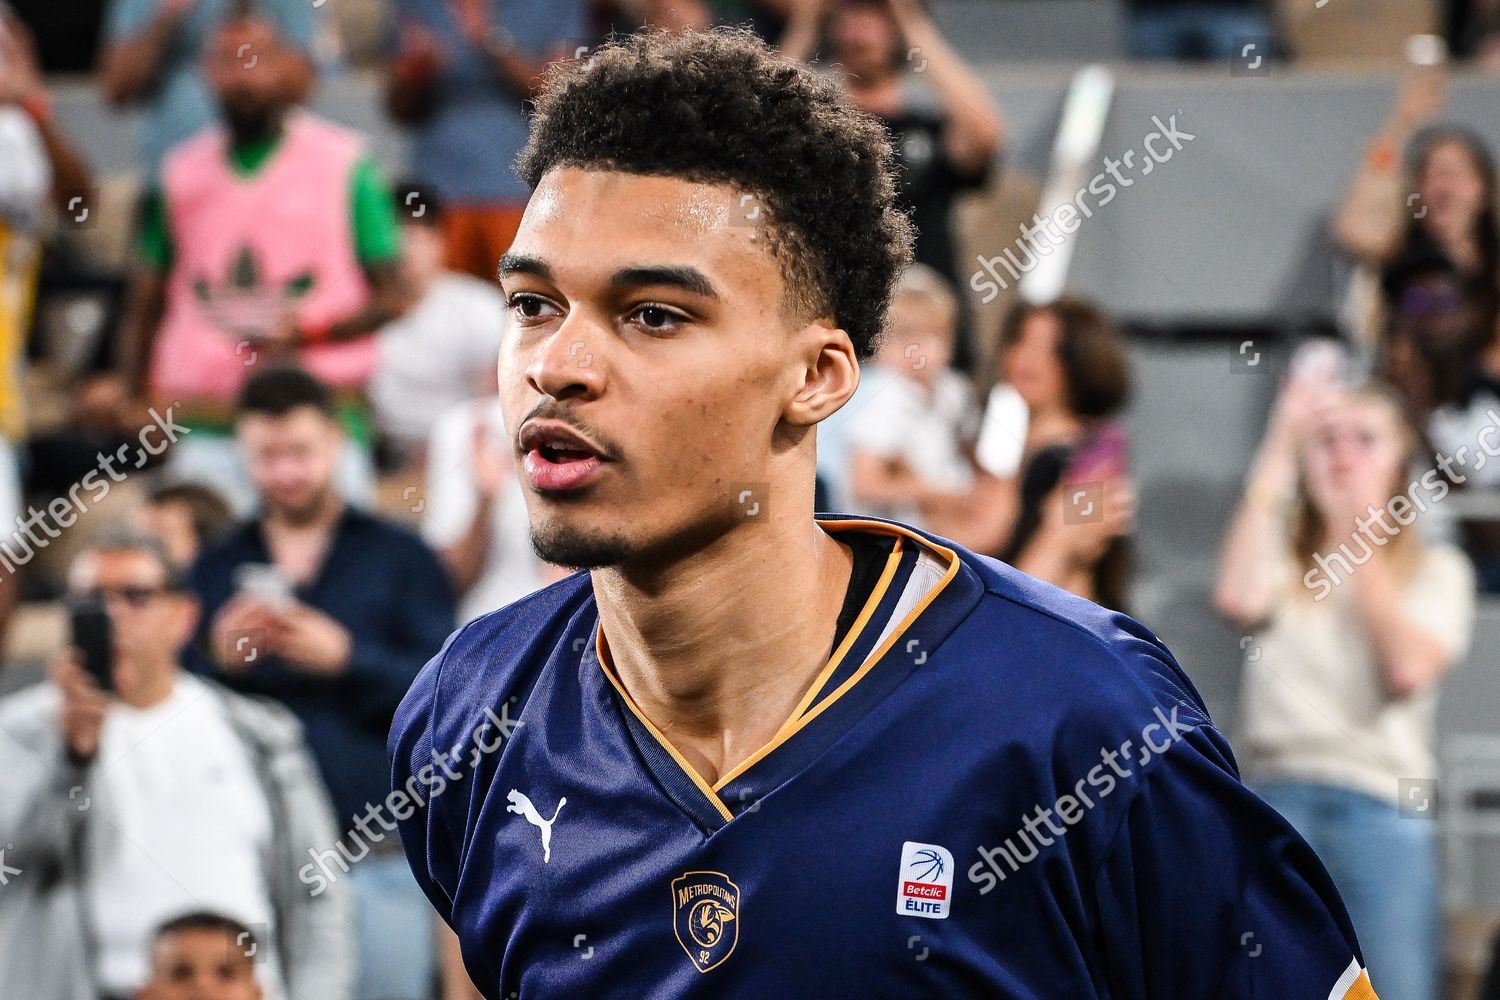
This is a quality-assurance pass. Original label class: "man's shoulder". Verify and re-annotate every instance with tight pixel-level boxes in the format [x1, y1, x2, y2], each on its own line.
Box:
[161, 124, 229, 184]
[342, 507, 444, 561]
[0, 682, 60, 743]
[290, 110, 369, 160]
[199, 675, 307, 751]
[191, 520, 259, 574]
[392, 572, 594, 746]
[938, 541, 1212, 736]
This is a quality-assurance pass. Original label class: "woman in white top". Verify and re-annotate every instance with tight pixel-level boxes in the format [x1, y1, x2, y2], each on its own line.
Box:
[1215, 377, 1475, 1000]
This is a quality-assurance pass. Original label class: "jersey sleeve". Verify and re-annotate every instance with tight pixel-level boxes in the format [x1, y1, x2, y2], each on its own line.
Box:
[350, 155, 402, 266]
[388, 631, 466, 925]
[1093, 725, 1376, 1000]
[137, 188, 174, 272]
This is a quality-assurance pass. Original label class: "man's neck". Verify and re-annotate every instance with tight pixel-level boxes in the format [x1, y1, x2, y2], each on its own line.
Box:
[229, 110, 286, 151]
[118, 666, 178, 710]
[593, 514, 854, 786]
[264, 493, 344, 535]
[262, 494, 344, 583]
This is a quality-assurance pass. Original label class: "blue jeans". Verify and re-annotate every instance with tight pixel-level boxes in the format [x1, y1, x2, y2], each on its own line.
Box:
[1257, 780, 1440, 1000]
[348, 855, 436, 1000]
[1129, 6, 1271, 61]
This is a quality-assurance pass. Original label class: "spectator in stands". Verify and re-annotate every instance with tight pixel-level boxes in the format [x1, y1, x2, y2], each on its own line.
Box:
[1125, 0, 1271, 61]
[0, 9, 93, 636]
[99, 0, 315, 179]
[0, 531, 350, 1000]
[190, 366, 454, 1000]
[1381, 254, 1500, 592]
[846, 264, 982, 533]
[136, 912, 266, 1000]
[423, 379, 558, 623]
[119, 7, 407, 514]
[988, 299, 1134, 610]
[385, 0, 588, 281]
[1380, 251, 1497, 430]
[369, 181, 507, 467]
[139, 480, 236, 569]
[821, 0, 1002, 373]
[1215, 379, 1475, 1000]
[1334, 64, 1499, 340]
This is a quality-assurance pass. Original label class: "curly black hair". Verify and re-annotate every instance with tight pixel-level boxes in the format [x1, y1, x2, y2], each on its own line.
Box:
[515, 27, 914, 359]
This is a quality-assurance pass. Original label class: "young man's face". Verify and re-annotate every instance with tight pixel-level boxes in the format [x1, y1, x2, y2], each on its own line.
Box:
[137, 928, 262, 1000]
[237, 407, 342, 524]
[498, 168, 849, 568]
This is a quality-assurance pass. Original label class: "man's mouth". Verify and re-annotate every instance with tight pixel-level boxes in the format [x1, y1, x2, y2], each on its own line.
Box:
[519, 421, 610, 492]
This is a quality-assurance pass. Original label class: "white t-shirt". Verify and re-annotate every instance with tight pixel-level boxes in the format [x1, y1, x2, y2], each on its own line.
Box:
[86, 674, 279, 997]
[845, 366, 979, 526]
[1241, 541, 1475, 804]
[370, 272, 507, 453]
[0, 106, 49, 235]
[423, 397, 547, 622]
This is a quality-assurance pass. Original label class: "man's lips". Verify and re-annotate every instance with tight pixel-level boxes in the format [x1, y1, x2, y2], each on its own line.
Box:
[518, 420, 610, 492]
[523, 449, 604, 491]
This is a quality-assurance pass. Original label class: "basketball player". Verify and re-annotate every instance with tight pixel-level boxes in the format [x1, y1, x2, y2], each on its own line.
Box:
[391, 27, 1378, 999]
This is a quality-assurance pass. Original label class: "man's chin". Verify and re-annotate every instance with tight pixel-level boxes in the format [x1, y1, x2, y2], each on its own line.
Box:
[267, 492, 328, 525]
[529, 521, 633, 570]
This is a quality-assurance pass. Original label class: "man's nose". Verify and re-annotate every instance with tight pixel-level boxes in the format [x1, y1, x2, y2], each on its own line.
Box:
[527, 321, 605, 401]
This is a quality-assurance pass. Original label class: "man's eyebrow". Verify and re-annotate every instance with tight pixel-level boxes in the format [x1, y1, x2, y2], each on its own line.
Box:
[496, 257, 723, 302]
[609, 266, 721, 301]
[497, 253, 551, 282]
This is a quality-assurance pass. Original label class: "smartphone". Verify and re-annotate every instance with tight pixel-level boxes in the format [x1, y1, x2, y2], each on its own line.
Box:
[1066, 422, 1129, 484]
[1405, 34, 1448, 67]
[235, 563, 294, 609]
[69, 599, 114, 693]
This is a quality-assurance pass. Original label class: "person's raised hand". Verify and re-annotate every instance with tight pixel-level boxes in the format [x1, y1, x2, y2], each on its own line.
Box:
[51, 651, 108, 762]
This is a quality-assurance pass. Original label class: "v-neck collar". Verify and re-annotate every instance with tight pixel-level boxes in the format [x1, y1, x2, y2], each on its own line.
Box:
[250, 504, 353, 597]
[590, 518, 981, 832]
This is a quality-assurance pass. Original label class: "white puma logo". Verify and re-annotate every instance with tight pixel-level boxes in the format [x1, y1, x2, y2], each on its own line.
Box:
[507, 789, 566, 863]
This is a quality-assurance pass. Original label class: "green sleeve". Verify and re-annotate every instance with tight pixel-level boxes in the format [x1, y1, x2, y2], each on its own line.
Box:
[137, 189, 173, 272]
[350, 156, 402, 266]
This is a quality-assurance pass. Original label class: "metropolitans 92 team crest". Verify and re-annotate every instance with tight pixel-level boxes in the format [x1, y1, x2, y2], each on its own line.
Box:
[671, 871, 740, 973]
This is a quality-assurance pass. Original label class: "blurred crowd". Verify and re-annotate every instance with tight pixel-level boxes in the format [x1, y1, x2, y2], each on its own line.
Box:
[0, 0, 1499, 998]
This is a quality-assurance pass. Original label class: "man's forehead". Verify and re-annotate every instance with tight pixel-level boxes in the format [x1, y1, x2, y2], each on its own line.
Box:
[513, 168, 767, 260]
[70, 548, 162, 585]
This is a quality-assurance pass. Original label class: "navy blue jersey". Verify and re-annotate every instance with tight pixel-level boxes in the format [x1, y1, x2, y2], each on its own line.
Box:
[390, 516, 1378, 999]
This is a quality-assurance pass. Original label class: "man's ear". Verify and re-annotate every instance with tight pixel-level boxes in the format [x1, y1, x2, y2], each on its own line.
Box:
[175, 594, 202, 647]
[785, 320, 859, 428]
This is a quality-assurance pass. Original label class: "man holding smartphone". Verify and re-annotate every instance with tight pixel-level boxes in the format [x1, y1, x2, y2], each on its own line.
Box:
[0, 532, 350, 1000]
[189, 365, 455, 1000]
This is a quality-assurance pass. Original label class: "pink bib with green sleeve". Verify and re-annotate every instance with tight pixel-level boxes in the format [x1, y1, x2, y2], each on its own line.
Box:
[152, 111, 377, 400]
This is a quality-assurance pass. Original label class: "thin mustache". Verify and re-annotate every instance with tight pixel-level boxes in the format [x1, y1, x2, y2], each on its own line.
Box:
[519, 404, 620, 461]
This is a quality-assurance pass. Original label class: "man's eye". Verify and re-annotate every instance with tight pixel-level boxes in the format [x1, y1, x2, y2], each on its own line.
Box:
[509, 295, 554, 320]
[630, 305, 684, 331]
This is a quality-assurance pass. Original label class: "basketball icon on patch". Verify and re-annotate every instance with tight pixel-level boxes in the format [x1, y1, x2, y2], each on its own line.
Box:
[897, 841, 954, 919]
[671, 871, 740, 972]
